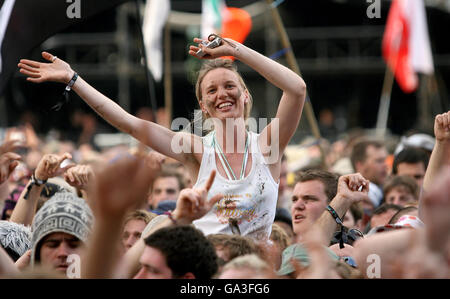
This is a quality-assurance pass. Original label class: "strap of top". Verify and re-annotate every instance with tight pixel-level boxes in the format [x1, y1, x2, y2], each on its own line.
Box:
[212, 131, 249, 181]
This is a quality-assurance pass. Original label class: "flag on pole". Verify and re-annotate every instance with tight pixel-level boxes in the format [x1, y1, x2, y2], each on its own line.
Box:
[382, 0, 434, 93]
[0, 0, 133, 96]
[142, 0, 170, 82]
[201, 0, 252, 44]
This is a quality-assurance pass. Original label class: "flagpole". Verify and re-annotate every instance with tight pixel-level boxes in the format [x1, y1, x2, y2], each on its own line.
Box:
[375, 67, 395, 137]
[134, 0, 158, 122]
[164, 22, 173, 123]
[265, 1, 322, 141]
[376, 23, 403, 138]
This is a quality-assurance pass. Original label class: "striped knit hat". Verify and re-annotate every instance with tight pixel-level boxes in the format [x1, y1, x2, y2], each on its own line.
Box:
[30, 192, 94, 267]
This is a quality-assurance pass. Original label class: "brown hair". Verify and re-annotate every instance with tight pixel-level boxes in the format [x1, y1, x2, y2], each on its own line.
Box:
[207, 234, 257, 263]
[348, 202, 363, 222]
[350, 139, 385, 170]
[383, 175, 419, 201]
[295, 169, 339, 203]
[153, 168, 185, 191]
[270, 223, 291, 251]
[195, 59, 253, 121]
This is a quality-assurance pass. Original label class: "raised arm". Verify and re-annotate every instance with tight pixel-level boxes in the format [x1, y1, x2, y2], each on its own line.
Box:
[64, 164, 95, 200]
[314, 173, 369, 244]
[0, 152, 21, 184]
[9, 153, 73, 226]
[82, 153, 156, 279]
[354, 167, 450, 278]
[18, 53, 201, 171]
[189, 37, 307, 163]
[118, 170, 222, 278]
[421, 111, 450, 220]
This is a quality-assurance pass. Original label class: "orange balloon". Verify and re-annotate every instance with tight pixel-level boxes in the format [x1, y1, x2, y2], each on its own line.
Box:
[221, 7, 252, 43]
[220, 7, 252, 60]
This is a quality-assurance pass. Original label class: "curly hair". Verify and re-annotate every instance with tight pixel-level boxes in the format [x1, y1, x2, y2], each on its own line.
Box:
[144, 225, 218, 279]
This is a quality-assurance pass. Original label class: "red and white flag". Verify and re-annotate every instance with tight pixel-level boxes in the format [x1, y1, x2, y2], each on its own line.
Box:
[201, 0, 252, 44]
[382, 0, 434, 93]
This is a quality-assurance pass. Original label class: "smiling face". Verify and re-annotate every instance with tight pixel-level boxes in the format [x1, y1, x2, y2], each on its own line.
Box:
[199, 67, 249, 121]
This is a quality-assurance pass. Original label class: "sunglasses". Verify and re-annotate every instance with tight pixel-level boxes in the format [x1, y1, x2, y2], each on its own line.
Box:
[331, 227, 364, 248]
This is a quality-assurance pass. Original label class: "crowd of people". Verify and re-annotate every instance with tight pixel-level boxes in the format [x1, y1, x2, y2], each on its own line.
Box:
[0, 35, 449, 279]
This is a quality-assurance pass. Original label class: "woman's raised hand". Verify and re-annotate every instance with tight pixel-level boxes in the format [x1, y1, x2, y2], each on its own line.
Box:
[188, 36, 239, 59]
[18, 51, 74, 84]
[172, 170, 223, 224]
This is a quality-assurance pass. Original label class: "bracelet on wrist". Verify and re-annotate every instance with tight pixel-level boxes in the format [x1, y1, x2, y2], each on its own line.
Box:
[24, 172, 47, 199]
[164, 211, 178, 225]
[31, 172, 47, 186]
[53, 72, 78, 111]
[65, 72, 78, 92]
[326, 205, 343, 225]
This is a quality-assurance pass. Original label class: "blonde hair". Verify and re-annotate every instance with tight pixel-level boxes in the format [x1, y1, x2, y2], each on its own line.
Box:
[124, 209, 156, 226]
[222, 254, 271, 274]
[270, 223, 291, 251]
[195, 59, 253, 121]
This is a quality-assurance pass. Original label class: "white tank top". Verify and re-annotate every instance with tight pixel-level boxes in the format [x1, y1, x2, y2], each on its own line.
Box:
[192, 131, 279, 241]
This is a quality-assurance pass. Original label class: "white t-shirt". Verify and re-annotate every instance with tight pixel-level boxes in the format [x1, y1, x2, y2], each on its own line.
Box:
[192, 131, 279, 241]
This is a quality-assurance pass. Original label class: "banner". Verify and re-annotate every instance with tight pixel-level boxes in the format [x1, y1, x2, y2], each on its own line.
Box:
[382, 0, 434, 93]
[0, 0, 133, 95]
[142, 0, 170, 82]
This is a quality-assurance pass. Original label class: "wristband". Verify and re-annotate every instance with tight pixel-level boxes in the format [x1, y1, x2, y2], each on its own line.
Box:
[164, 211, 178, 225]
[65, 72, 78, 92]
[31, 172, 47, 186]
[24, 172, 47, 200]
[327, 205, 346, 249]
[54, 72, 78, 111]
[326, 205, 343, 225]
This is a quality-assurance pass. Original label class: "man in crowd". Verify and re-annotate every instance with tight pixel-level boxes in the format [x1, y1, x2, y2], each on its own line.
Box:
[392, 147, 429, 188]
[134, 225, 218, 279]
[30, 192, 94, 275]
[147, 169, 184, 213]
[290, 169, 339, 236]
[278, 169, 369, 277]
[351, 140, 389, 208]
[122, 210, 156, 252]
[383, 175, 419, 207]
